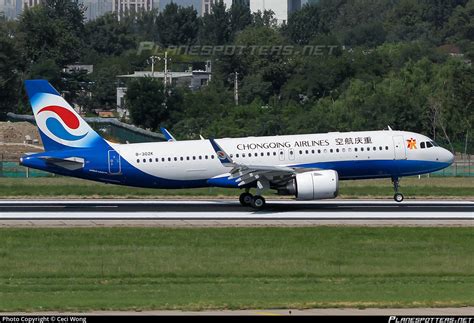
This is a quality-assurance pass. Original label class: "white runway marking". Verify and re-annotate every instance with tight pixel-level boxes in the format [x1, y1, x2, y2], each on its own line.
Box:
[0, 200, 472, 220]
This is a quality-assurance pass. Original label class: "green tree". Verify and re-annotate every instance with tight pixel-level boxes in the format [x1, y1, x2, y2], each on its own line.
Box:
[284, 4, 322, 45]
[199, 0, 232, 45]
[84, 13, 137, 57]
[229, 2, 252, 36]
[126, 78, 183, 131]
[0, 34, 21, 119]
[156, 3, 199, 47]
[17, 0, 85, 66]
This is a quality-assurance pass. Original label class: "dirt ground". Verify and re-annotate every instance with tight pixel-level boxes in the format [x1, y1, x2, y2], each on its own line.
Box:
[0, 122, 43, 161]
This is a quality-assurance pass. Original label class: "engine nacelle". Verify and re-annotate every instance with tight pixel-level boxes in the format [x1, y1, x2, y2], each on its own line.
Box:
[290, 170, 339, 200]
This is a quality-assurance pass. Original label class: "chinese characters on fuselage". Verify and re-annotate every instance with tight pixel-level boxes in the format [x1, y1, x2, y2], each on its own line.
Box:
[236, 137, 373, 150]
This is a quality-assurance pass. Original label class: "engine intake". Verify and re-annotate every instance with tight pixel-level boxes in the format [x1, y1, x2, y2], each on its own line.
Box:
[291, 170, 339, 200]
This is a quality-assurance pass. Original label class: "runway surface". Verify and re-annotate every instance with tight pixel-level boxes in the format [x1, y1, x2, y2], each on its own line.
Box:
[0, 199, 472, 227]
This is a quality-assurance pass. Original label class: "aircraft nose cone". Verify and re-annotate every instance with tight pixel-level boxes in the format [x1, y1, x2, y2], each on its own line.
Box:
[444, 149, 455, 165]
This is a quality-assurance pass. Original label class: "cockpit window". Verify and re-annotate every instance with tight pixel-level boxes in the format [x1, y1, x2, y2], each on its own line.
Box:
[426, 141, 433, 148]
[420, 142, 426, 149]
[431, 141, 439, 147]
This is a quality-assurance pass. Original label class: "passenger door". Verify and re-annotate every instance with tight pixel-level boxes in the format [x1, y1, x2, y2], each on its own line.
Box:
[392, 136, 407, 160]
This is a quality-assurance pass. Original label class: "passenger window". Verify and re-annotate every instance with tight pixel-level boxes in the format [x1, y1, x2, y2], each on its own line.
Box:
[199, 156, 202, 160]
[168, 157, 171, 162]
[305, 150, 309, 154]
[267, 152, 270, 156]
[421, 142, 426, 149]
[299, 150, 303, 155]
[311, 150, 315, 154]
[192, 156, 196, 160]
[174, 157, 178, 161]
[137, 159, 140, 163]
[318, 150, 321, 154]
[236, 154, 240, 158]
[143, 159, 146, 163]
[355, 148, 358, 152]
[187, 157, 190, 161]
[156, 158, 159, 162]
[324, 149, 327, 153]
[385, 146, 389, 150]
[261, 152, 264, 157]
[342, 148, 345, 152]
[361, 148, 364, 152]
[330, 149, 333, 153]
[373, 147, 376, 151]
[336, 148, 339, 153]
[379, 146, 382, 151]
[180, 157, 184, 161]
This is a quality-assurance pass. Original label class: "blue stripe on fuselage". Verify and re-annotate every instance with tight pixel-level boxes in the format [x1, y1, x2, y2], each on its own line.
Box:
[21, 148, 450, 189]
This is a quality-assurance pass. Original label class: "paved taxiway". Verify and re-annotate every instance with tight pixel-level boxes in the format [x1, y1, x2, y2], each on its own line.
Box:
[0, 199, 472, 227]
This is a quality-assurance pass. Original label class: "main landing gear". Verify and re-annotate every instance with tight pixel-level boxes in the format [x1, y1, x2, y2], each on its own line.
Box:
[239, 190, 266, 209]
[392, 177, 404, 202]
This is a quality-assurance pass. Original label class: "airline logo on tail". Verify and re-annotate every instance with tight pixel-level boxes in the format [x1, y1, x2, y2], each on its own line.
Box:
[38, 105, 88, 141]
[25, 80, 108, 150]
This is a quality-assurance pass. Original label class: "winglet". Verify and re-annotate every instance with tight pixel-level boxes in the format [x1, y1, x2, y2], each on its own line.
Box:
[160, 127, 176, 142]
[209, 138, 234, 167]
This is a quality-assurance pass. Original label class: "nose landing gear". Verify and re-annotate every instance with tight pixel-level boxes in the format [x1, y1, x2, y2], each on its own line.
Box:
[392, 177, 404, 202]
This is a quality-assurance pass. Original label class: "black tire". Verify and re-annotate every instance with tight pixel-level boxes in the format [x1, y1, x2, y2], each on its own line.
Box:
[251, 195, 266, 209]
[239, 192, 253, 206]
[394, 193, 404, 203]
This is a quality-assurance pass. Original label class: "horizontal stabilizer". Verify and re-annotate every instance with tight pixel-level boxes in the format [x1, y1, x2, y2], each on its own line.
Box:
[39, 156, 85, 171]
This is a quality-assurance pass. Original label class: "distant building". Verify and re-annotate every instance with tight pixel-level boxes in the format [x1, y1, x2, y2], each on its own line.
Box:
[250, 0, 301, 25]
[22, 0, 41, 9]
[80, 0, 113, 21]
[63, 64, 94, 75]
[201, 0, 231, 15]
[116, 61, 212, 117]
[112, 0, 153, 18]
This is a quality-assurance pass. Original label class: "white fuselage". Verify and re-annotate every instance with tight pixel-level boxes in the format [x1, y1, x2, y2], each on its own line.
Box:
[113, 130, 453, 184]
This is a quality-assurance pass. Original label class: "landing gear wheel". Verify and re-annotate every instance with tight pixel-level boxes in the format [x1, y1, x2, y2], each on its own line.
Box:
[250, 195, 266, 209]
[239, 192, 253, 206]
[394, 193, 404, 203]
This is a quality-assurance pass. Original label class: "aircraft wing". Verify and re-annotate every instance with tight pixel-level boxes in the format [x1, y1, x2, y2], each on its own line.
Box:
[209, 138, 298, 188]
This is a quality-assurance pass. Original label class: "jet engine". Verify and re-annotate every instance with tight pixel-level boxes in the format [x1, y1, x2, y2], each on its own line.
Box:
[279, 170, 339, 200]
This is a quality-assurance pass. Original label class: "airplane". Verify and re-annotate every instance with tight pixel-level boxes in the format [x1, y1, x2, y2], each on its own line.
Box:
[20, 80, 454, 209]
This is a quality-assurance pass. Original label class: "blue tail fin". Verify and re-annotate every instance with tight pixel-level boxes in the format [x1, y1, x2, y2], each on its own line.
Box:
[25, 80, 108, 151]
